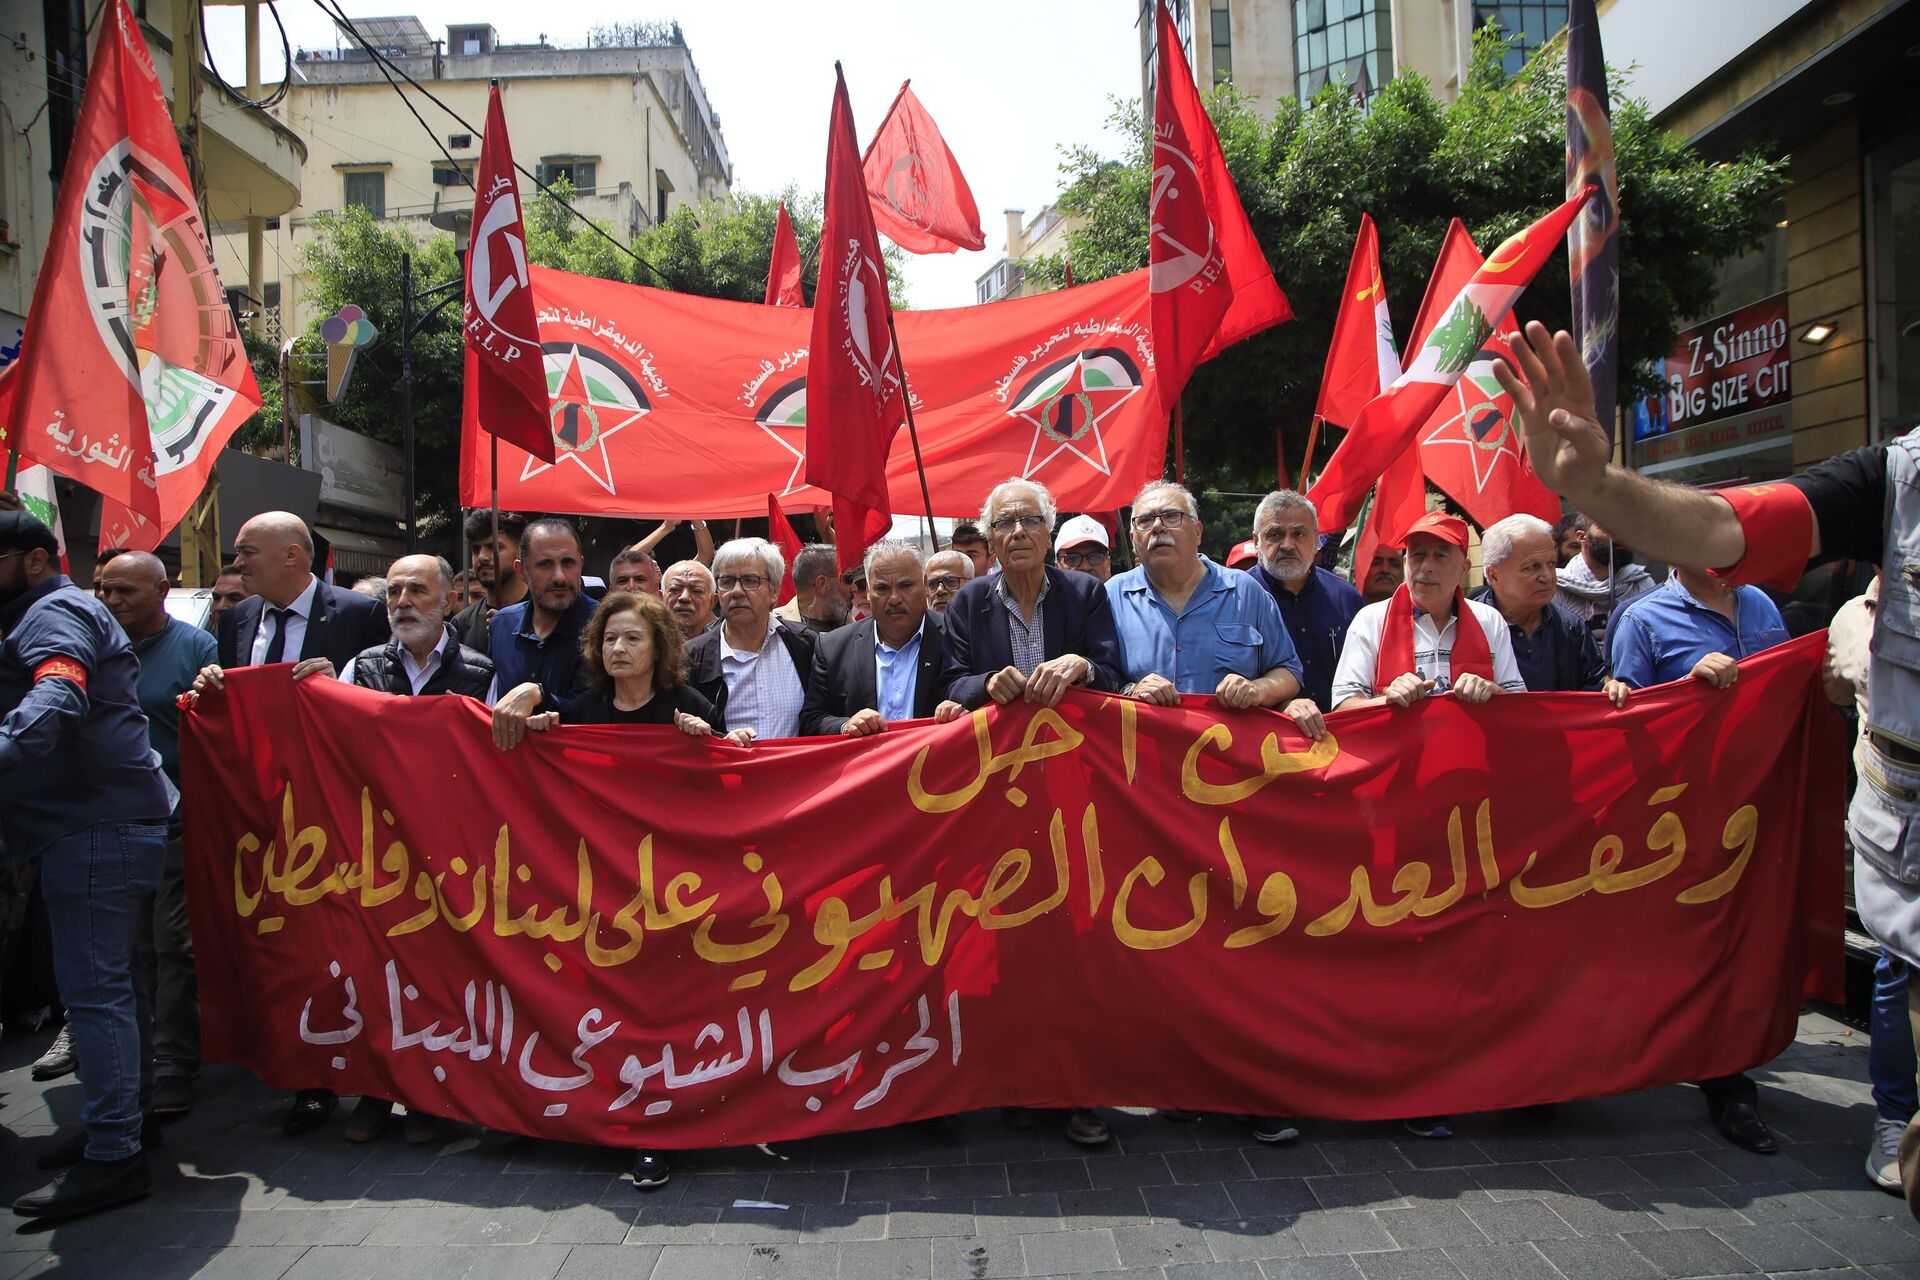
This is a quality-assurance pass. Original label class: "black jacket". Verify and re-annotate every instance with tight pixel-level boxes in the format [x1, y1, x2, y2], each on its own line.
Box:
[217, 577, 390, 670]
[346, 631, 496, 699]
[683, 617, 818, 734]
[941, 566, 1121, 708]
[799, 613, 948, 735]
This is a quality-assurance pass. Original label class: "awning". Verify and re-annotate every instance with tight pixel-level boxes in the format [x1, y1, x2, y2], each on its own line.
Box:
[314, 525, 405, 578]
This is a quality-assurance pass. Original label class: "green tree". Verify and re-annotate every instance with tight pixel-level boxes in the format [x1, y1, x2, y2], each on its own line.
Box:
[638, 187, 907, 306]
[1029, 26, 1785, 538]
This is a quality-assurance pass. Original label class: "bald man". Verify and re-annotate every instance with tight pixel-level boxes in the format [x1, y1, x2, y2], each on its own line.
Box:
[97, 552, 217, 1117]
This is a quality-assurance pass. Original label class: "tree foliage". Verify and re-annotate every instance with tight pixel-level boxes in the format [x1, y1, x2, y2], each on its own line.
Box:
[1028, 26, 1786, 528]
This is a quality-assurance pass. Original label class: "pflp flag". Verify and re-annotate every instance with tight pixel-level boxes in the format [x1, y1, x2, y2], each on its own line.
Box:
[1566, 0, 1620, 437]
[1307, 188, 1593, 533]
[464, 83, 555, 463]
[1315, 213, 1399, 430]
[0, 0, 259, 545]
[808, 66, 908, 573]
[765, 202, 806, 308]
[767, 493, 804, 606]
[1149, 1, 1291, 403]
[862, 82, 986, 255]
[1413, 222, 1559, 531]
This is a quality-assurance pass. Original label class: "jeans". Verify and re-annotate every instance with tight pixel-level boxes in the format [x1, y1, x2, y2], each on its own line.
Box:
[1875, 952, 1919, 1122]
[40, 821, 166, 1160]
[134, 831, 200, 1079]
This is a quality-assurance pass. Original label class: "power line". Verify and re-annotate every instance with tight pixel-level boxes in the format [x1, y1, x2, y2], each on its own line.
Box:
[307, 0, 679, 289]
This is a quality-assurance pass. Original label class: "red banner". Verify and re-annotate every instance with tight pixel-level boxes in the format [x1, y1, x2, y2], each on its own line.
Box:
[457, 266, 1167, 520]
[183, 636, 1842, 1150]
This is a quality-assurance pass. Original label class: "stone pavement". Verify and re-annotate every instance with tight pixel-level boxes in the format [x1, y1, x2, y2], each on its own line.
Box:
[2, 1010, 1917, 1280]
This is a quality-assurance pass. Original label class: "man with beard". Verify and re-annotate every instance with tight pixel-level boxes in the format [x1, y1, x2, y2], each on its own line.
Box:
[337, 554, 493, 1145]
[0, 509, 171, 1220]
[1551, 513, 1585, 568]
[925, 550, 974, 616]
[1555, 513, 1656, 651]
[686, 539, 817, 741]
[662, 560, 717, 638]
[208, 563, 250, 631]
[801, 540, 961, 736]
[450, 509, 529, 650]
[95, 553, 217, 1120]
[1246, 490, 1364, 722]
[773, 544, 851, 633]
[488, 519, 596, 751]
[1360, 546, 1404, 605]
[1474, 514, 1626, 704]
[609, 549, 662, 597]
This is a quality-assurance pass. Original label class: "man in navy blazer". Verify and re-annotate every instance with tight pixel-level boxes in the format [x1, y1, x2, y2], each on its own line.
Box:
[211, 512, 389, 674]
[801, 541, 962, 735]
[943, 479, 1121, 712]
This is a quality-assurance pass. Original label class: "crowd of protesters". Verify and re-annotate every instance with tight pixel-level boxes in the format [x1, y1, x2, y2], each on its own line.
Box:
[0, 377, 1893, 1219]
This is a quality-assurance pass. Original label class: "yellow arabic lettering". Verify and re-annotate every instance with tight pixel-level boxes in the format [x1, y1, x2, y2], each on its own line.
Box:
[906, 707, 1085, 813]
[584, 841, 649, 968]
[693, 852, 791, 964]
[1180, 722, 1337, 807]
[1112, 855, 1208, 950]
[1225, 871, 1297, 949]
[1676, 805, 1759, 904]
[355, 790, 408, 909]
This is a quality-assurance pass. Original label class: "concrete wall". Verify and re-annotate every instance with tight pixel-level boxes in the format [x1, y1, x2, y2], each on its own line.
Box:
[0, 2, 55, 323]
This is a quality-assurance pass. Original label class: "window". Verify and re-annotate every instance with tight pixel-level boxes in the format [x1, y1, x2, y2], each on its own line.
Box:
[1293, 0, 1391, 101]
[1470, 2, 1568, 78]
[537, 160, 597, 194]
[343, 171, 385, 218]
[655, 169, 674, 224]
[975, 261, 1024, 304]
[448, 133, 472, 151]
[1210, 5, 1232, 84]
[431, 162, 474, 187]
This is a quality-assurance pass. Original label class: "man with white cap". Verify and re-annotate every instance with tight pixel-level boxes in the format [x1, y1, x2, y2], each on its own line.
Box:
[1054, 514, 1113, 583]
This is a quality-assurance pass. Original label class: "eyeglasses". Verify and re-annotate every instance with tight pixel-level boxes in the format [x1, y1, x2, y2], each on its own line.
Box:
[1059, 549, 1109, 568]
[988, 514, 1049, 533]
[1130, 508, 1191, 531]
[0, 550, 21, 563]
[927, 574, 964, 591]
[715, 574, 768, 592]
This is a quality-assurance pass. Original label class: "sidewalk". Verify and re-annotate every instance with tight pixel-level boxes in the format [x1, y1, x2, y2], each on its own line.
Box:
[2, 1010, 1913, 1279]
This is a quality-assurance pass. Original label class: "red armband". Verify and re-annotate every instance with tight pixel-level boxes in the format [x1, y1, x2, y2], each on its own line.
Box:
[32, 656, 88, 689]
[1710, 483, 1815, 592]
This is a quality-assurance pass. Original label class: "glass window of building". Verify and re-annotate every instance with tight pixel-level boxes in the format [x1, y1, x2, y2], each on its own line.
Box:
[1871, 131, 1920, 441]
[342, 171, 385, 219]
[1470, 3, 1569, 78]
[1293, 0, 1392, 101]
[1211, 5, 1233, 84]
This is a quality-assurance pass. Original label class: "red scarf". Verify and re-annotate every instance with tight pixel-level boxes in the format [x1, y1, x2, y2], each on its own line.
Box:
[1373, 582, 1494, 691]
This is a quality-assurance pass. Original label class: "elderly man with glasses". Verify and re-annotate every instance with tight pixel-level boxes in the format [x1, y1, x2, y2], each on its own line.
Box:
[924, 549, 974, 616]
[1054, 515, 1114, 582]
[684, 538, 819, 742]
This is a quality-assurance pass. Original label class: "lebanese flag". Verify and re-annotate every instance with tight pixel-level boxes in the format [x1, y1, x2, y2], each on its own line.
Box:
[766, 202, 806, 307]
[0, 0, 259, 545]
[12, 462, 70, 572]
[1315, 213, 1398, 430]
[1150, 1, 1291, 402]
[807, 66, 906, 573]
[768, 493, 803, 605]
[1307, 188, 1592, 532]
[1412, 223, 1559, 529]
[862, 83, 986, 255]
[463, 84, 554, 464]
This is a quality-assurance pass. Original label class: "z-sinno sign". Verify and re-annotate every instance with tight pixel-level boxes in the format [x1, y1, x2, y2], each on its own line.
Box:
[1637, 294, 1790, 440]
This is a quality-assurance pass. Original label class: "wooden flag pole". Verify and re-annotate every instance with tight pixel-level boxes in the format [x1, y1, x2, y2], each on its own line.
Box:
[1276, 426, 1292, 492]
[488, 434, 500, 604]
[1299, 414, 1324, 487]
[885, 311, 938, 550]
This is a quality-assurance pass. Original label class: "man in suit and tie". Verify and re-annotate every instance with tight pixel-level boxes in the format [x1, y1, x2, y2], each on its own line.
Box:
[800, 541, 963, 737]
[189, 510, 387, 1138]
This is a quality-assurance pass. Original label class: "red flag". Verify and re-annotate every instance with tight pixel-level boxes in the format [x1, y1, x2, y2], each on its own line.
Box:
[0, 0, 259, 546]
[1306, 189, 1592, 532]
[862, 83, 986, 255]
[1150, 2, 1291, 395]
[767, 493, 803, 606]
[463, 84, 555, 464]
[807, 66, 906, 573]
[1352, 451, 1424, 602]
[765, 203, 806, 307]
[1315, 213, 1398, 429]
[1411, 226, 1559, 529]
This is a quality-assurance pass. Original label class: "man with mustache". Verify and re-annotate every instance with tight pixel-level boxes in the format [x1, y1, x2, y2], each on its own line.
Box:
[1554, 513, 1656, 651]
[1474, 514, 1626, 704]
[1360, 547, 1405, 605]
[489, 519, 596, 752]
[337, 554, 494, 1144]
[1246, 490, 1364, 728]
[800, 540, 962, 736]
[773, 543, 851, 633]
[662, 560, 718, 638]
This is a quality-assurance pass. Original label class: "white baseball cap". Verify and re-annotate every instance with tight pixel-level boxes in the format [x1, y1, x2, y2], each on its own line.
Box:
[1054, 514, 1110, 553]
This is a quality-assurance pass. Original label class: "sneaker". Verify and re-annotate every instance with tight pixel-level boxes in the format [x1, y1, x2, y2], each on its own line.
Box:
[13, 1153, 151, 1220]
[31, 1024, 76, 1081]
[1403, 1116, 1453, 1140]
[1065, 1108, 1111, 1146]
[1869, 1116, 1904, 1193]
[631, 1152, 670, 1189]
[151, 1075, 194, 1118]
[1252, 1116, 1301, 1144]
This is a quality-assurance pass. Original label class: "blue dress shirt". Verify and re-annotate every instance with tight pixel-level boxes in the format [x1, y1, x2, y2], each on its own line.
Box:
[1610, 576, 1789, 690]
[1107, 557, 1303, 695]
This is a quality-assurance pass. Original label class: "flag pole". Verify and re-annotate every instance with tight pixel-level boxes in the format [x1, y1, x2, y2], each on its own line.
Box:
[3, 450, 17, 492]
[489, 434, 500, 603]
[1300, 414, 1324, 486]
[1172, 403, 1186, 484]
[884, 311, 938, 550]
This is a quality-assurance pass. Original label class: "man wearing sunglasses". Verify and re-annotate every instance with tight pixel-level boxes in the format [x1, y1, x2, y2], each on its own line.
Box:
[1054, 514, 1114, 583]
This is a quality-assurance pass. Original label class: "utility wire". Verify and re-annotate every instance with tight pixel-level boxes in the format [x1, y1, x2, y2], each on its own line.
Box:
[198, 0, 293, 110]
[308, 0, 679, 289]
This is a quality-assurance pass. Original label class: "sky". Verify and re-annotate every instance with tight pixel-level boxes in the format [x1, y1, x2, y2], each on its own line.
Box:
[203, 0, 1148, 308]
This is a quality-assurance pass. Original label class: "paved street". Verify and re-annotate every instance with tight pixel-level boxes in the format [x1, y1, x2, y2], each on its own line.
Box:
[2, 1010, 1915, 1279]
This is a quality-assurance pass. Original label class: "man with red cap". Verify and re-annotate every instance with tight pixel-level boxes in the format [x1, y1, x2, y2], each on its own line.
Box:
[1225, 540, 1259, 570]
[1330, 511, 1524, 714]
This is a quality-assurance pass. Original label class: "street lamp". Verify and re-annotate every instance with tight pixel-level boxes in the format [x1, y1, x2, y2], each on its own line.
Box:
[398, 206, 471, 552]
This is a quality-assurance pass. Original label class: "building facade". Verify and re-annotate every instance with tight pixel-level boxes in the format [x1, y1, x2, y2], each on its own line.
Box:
[216, 16, 732, 343]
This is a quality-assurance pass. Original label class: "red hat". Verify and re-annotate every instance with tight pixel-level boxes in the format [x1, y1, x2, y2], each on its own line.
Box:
[1401, 510, 1470, 549]
[1225, 538, 1259, 569]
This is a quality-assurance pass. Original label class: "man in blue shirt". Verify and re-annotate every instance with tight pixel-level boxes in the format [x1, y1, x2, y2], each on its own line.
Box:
[1244, 490, 1364, 724]
[489, 517, 597, 750]
[0, 507, 170, 1220]
[1610, 563, 1792, 1158]
[97, 551, 217, 1120]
